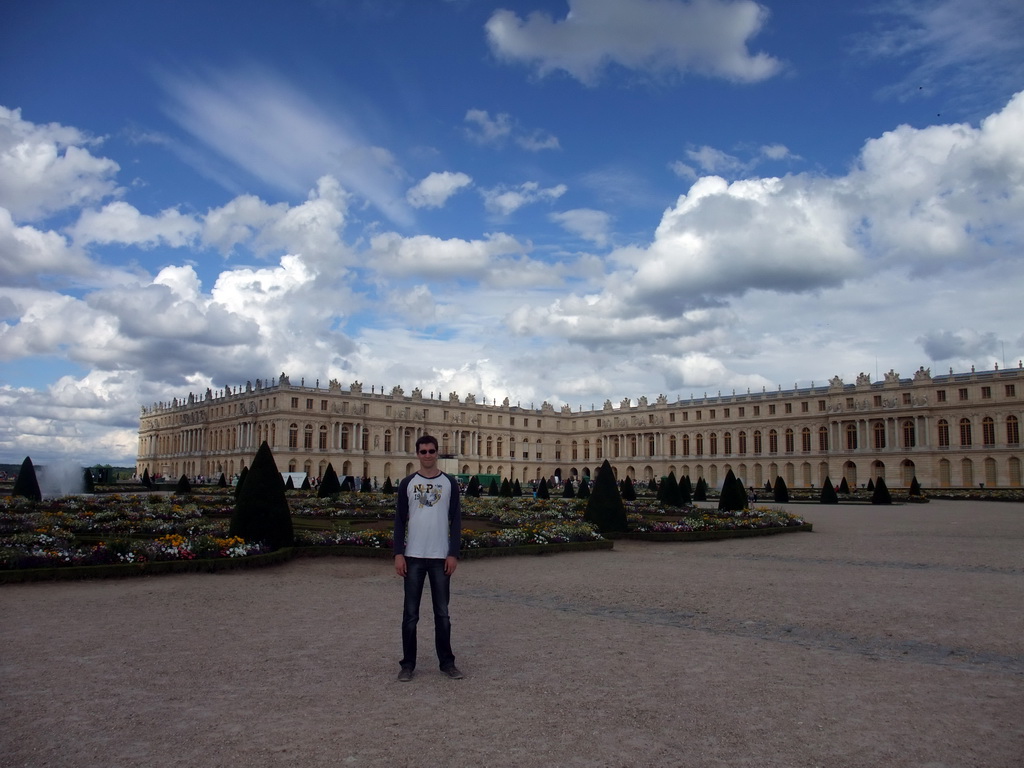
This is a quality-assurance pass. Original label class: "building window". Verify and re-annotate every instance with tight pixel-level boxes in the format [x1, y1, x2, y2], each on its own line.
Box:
[902, 420, 916, 448]
[341, 426, 350, 450]
[753, 430, 762, 454]
[709, 410, 716, 420]
[585, 439, 592, 460]
[696, 410, 702, 421]
[937, 390, 947, 402]
[982, 417, 995, 446]
[738, 431, 747, 454]
[802, 401, 809, 413]
[682, 412, 689, 421]
[723, 432, 732, 455]
[723, 408, 730, 418]
[669, 413, 676, 423]
[289, 423, 298, 449]
[753, 406, 760, 416]
[938, 419, 950, 447]
[873, 422, 885, 449]
[321, 400, 328, 410]
[384, 430, 392, 452]
[709, 433, 718, 455]
[1008, 415, 1020, 445]
[981, 386, 992, 399]
[846, 397, 854, 409]
[509, 417, 515, 426]
[819, 426, 829, 451]
[291, 397, 299, 408]
[960, 418, 972, 446]
[873, 395, 882, 407]
[818, 400, 826, 412]
[845, 423, 858, 450]
[785, 428, 794, 453]
[902, 393, 912, 405]
[682, 435, 690, 456]
[768, 429, 778, 453]
[785, 403, 792, 414]
[1006, 384, 1016, 397]
[769, 405, 776, 415]
[738, 407, 745, 417]
[571, 441, 578, 460]
[669, 435, 677, 456]
[695, 434, 704, 456]
[304, 424, 313, 450]
[958, 388, 968, 401]
[306, 398, 313, 409]
[318, 426, 328, 450]
[801, 427, 811, 452]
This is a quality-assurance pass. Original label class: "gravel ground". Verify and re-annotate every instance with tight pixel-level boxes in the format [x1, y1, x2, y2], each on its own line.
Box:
[2, 500, 1023, 768]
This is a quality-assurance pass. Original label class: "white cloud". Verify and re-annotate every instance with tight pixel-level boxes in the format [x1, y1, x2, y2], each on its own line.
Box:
[157, 65, 411, 226]
[0, 208, 96, 285]
[464, 109, 560, 151]
[407, 171, 473, 209]
[481, 181, 568, 216]
[485, 0, 782, 85]
[70, 201, 201, 248]
[549, 208, 611, 247]
[0, 106, 120, 222]
[368, 231, 528, 280]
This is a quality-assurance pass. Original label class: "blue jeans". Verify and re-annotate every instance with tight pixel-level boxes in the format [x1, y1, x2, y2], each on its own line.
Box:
[401, 557, 455, 670]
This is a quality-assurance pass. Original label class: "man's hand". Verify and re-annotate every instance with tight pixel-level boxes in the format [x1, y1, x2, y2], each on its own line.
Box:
[444, 555, 458, 576]
[394, 554, 407, 577]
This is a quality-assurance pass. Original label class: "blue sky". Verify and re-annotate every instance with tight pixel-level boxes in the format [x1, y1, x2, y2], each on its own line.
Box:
[2, 0, 1023, 465]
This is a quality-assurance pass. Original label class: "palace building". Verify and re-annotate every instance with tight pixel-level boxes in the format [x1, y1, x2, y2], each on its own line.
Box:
[138, 365, 1024, 490]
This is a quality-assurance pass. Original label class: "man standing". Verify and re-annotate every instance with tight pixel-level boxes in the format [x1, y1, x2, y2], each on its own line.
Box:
[393, 434, 463, 682]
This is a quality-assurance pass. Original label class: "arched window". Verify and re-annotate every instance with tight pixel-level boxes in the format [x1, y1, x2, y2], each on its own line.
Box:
[982, 417, 995, 446]
[845, 423, 858, 450]
[873, 422, 885, 450]
[937, 419, 950, 447]
[785, 428, 794, 453]
[571, 440, 578, 460]
[384, 429, 393, 452]
[304, 424, 313, 450]
[738, 431, 747, 454]
[319, 425, 328, 450]
[819, 426, 829, 451]
[801, 427, 811, 452]
[682, 434, 690, 456]
[341, 425, 350, 450]
[289, 423, 299, 449]
[1008, 415, 1020, 445]
[768, 429, 778, 453]
[753, 430, 762, 454]
[723, 432, 732, 455]
[584, 439, 591, 460]
[959, 418, 972, 447]
[709, 433, 718, 456]
[902, 420, 916, 448]
[695, 433, 704, 456]
[669, 435, 677, 456]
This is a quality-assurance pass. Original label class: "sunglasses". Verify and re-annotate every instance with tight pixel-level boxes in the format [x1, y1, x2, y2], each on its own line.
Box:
[418, 448, 437, 455]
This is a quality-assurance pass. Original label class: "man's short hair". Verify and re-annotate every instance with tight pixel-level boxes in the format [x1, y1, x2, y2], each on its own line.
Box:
[416, 434, 439, 451]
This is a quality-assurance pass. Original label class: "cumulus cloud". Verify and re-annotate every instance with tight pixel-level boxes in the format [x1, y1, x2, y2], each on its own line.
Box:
[0, 208, 96, 285]
[0, 106, 120, 222]
[464, 109, 560, 151]
[485, 0, 782, 85]
[70, 202, 201, 249]
[407, 171, 473, 209]
[368, 231, 528, 280]
[481, 181, 568, 216]
[670, 143, 797, 180]
[516, 90, 1024, 350]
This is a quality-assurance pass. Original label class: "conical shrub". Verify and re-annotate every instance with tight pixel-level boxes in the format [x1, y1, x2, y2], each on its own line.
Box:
[466, 476, 480, 497]
[680, 475, 692, 506]
[562, 479, 575, 498]
[909, 476, 923, 497]
[382, 476, 396, 494]
[871, 476, 892, 505]
[13, 457, 42, 501]
[717, 469, 746, 511]
[360, 477, 371, 492]
[229, 441, 293, 549]
[234, 466, 248, 497]
[536, 477, 550, 499]
[141, 467, 154, 490]
[773, 476, 789, 503]
[500, 478, 512, 497]
[583, 460, 628, 533]
[659, 472, 683, 508]
[577, 476, 590, 499]
[838, 477, 851, 494]
[620, 476, 636, 501]
[83, 468, 95, 494]
[513, 479, 523, 497]
[218, 472, 227, 488]
[302, 476, 313, 491]
[693, 477, 707, 501]
[820, 476, 838, 504]
[488, 478, 500, 496]
[318, 463, 343, 497]
[174, 474, 192, 495]
[866, 477, 875, 492]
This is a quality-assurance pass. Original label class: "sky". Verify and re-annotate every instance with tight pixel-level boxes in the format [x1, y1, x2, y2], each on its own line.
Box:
[2, 0, 1024, 467]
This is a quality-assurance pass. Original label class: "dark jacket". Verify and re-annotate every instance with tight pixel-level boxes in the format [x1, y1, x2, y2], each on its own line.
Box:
[394, 471, 462, 558]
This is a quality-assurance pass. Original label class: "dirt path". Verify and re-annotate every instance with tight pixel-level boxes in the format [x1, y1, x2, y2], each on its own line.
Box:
[2, 500, 1023, 767]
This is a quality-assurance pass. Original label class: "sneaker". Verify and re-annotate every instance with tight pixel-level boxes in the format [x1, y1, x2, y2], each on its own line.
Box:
[441, 665, 464, 679]
[397, 668, 414, 682]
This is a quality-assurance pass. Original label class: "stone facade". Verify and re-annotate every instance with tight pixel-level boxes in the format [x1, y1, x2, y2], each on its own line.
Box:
[138, 365, 1024, 489]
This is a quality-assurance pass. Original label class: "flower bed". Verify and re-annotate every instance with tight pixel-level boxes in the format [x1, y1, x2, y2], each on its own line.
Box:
[1, 493, 809, 582]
